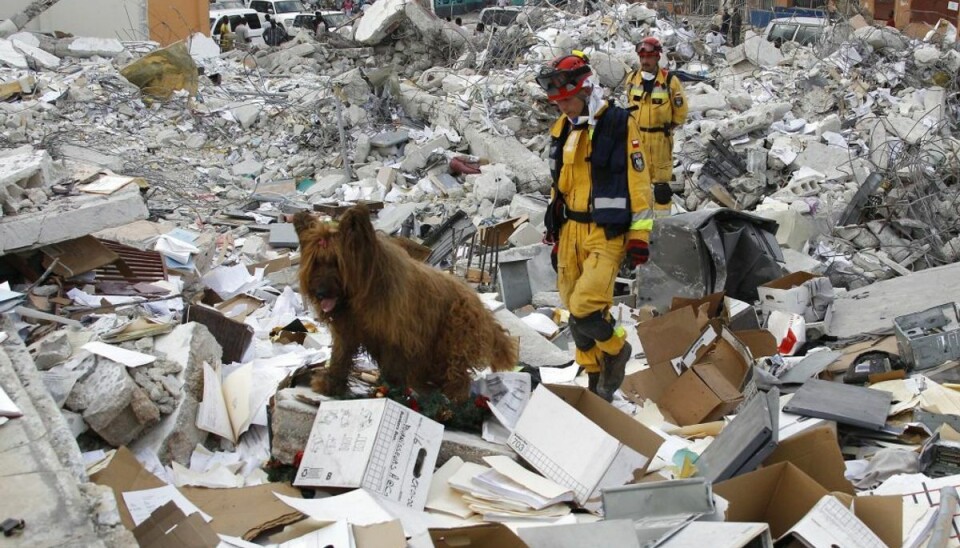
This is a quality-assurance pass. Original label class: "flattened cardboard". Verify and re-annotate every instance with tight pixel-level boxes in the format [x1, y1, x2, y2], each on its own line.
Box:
[852, 495, 903, 548]
[180, 483, 304, 540]
[713, 462, 828, 539]
[733, 330, 778, 359]
[507, 385, 663, 512]
[764, 423, 854, 495]
[353, 520, 406, 548]
[91, 446, 303, 538]
[294, 398, 444, 510]
[41, 235, 119, 278]
[429, 523, 528, 548]
[133, 501, 219, 548]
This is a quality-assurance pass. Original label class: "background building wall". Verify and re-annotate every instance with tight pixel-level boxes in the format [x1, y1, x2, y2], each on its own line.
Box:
[0, 0, 209, 45]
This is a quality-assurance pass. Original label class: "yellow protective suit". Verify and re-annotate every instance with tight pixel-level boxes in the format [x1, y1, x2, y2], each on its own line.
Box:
[624, 68, 688, 215]
[550, 103, 653, 373]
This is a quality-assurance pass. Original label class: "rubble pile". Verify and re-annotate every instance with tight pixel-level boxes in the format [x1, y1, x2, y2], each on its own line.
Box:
[2, 1, 960, 546]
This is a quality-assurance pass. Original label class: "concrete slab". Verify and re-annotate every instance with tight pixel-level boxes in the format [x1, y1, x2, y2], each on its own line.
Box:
[828, 261, 960, 340]
[0, 184, 148, 254]
[494, 308, 572, 368]
[355, 0, 407, 45]
[269, 223, 299, 248]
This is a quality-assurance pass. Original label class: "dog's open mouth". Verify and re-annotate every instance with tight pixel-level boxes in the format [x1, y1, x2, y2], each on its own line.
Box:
[320, 297, 338, 313]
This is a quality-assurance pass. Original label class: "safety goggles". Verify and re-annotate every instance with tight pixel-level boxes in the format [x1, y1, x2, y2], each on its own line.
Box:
[636, 44, 661, 57]
[535, 65, 591, 98]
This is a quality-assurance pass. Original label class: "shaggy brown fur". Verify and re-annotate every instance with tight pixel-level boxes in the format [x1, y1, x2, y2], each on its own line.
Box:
[294, 205, 518, 402]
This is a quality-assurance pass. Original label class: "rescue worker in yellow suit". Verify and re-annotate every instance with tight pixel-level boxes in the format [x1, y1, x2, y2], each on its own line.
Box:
[624, 36, 688, 217]
[538, 52, 654, 401]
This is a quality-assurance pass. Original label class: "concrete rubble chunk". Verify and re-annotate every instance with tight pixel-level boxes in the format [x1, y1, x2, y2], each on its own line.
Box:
[270, 387, 320, 465]
[0, 38, 28, 69]
[130, 323, 222, 465]
[231, 103, 263, 129]
[29, 330, 73, 370]
[470, 163, 517, 205]
[73, 359, 160, 446]
[354, 0, 408, 45]
[716, 102, 792, 140]
[400, 135, 451, 172]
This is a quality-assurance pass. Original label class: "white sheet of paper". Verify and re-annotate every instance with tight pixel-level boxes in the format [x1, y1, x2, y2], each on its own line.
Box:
[81, 341, 156, 368]
[202, 263, 256, 299]
[155, 233, 200, 264]
[171, 461, 243, 489]
[196, 362, 234, 442]
[279, 520, 354, 548]
[223, 363, 253, 441]
[122, 485, 212, 526]
[425, 457, 474, 519]
[484, 455, 572, 500]
[218, 534, 261, 548]
[538, 363, 580, 385]
[0, 385, 22, 418]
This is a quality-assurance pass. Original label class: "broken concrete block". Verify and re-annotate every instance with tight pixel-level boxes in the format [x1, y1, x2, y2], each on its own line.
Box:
[332, 68, 372, 105]
[355, 0, 407, 45]
[494, 307, 571, 368]
[64, 37, 125, 58]
[726, 92, 753, 112]
[0, 145, 58, 195]
[11, 39, 60, 70]
[507, 222, 543, 248]
[509, 195, 548, 229]
[742, 34, 783, 67]
[716, 102, 791, 140]
[0, 38, 28, 69]
[0, 185, 148, 254]
[582, 49, 629, 89]
[400, 135, 451, 172]
[74, 360, 160, 446]
[370, 130, 410, 149]
[231, 103, 263, 129]
[885, 115, 929, 145]
[437, 430, 517, 466]
[305, 172, 349, 199]
[130, 323, 222, 465]
[270, 387, 319, 465]
[29, 330, 73, 370]
[462, 126, 551, 195]
[470, 164, 516, 205]
[687, 93, 727, 114]
[795, 142, 852, 181]
[754, 207, 818, 251]
[58, 145, 124, 172]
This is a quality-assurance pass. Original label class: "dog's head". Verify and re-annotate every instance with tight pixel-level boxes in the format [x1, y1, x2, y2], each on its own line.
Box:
[295, 205, 378, 319]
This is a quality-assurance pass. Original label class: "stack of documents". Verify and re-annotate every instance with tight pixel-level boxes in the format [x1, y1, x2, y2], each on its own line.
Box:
[440, 455, 574, 521]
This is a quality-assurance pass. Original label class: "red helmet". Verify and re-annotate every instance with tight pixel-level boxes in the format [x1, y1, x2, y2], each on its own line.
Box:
[637, 36, 662, 57]
[536, 52, 592, 102]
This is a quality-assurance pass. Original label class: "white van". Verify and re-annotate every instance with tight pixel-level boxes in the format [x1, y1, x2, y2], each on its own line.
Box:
[248, 0, 309, 31]
[210, 8, 267, 47]
[763, 16, 829, 47]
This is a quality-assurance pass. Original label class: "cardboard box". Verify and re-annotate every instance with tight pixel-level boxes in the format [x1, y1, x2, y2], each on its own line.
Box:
[294, 398, 444, 511]
[624, 307, 754, 425]
[764, 422, 854, 495]
[671, 292, 760, 331]
[713, 462, 829, 539]
[430, 523, 527, 548]
[132, 501, 219, 548]
[507, 385, 663, 513]
[757, 271, 832, 323]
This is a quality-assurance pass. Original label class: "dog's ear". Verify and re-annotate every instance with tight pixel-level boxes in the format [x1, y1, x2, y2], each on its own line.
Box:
[293, 211, 318, 236]
[338, 205, 376, 248]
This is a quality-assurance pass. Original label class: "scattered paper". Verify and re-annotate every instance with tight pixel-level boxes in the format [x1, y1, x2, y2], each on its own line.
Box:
[122, 485, 212, 527]
[484, 455, 572, 502]
[538, 363, 580, 385]
[155, 231, 200, 265]
[785, 495, 885, 548]
[0, 385, 23, 418]
[81, 341, 156, 368]
[426, 457, 474, 519]
[279, 520, 354, 548]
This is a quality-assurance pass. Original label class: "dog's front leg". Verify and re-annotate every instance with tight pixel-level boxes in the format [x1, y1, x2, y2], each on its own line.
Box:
[312, 341, 355, 397]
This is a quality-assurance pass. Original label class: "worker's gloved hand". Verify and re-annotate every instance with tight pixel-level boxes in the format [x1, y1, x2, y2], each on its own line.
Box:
[625, 231, 650, 267]
[550, 242, 559, 272]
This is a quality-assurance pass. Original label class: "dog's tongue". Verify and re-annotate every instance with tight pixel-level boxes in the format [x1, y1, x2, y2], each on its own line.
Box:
[320, 298, 337, 313]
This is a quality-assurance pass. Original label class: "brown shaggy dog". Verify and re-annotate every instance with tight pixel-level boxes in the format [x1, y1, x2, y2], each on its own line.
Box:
[294, 205, 518, 402]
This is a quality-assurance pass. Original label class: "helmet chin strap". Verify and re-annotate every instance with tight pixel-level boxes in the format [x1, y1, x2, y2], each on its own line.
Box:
[566, 75, 605, 127]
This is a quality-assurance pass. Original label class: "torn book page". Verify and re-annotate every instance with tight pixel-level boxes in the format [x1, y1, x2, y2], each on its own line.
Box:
[122, 485, 212, 527]
[196, 362, 234, 442]
[81, 341, 156, 368]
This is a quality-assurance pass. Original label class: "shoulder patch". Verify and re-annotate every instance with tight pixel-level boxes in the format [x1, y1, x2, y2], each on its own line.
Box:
[631, 151, 645, 172]
[674, 95, 684, 107]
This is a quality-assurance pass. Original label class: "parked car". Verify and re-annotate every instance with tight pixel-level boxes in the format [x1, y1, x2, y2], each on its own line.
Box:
[248, 0, 309, 30]
[292, 10, 351, 32]
[210, 8, 266, 47]
[209, 0, 247, 9]
[478, 6, 522, 27]
[763, 16, 829, 47]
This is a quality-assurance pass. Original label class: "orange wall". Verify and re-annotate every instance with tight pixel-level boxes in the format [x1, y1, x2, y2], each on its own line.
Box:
[148, 0, 210, 46]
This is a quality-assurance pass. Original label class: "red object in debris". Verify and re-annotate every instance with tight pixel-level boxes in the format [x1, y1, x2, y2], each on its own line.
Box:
[293, 450, 304, 469]
[450, 156, 481, 175]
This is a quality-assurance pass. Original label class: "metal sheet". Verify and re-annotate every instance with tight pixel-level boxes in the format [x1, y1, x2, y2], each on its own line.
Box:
[782, 378, 891, 430]
[517, 520, 641, 548]
[696, 388, 779, 483]
[93, 240, 166, 283]
[778, 350, 842, 385]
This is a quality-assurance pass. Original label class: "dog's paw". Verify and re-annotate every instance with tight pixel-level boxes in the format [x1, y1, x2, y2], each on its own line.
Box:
[311, 369, 348, 397]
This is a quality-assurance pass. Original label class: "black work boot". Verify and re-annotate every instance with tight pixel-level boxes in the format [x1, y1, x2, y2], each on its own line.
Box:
[587, 372, 600, 394]
[597, 342, 631, 402]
